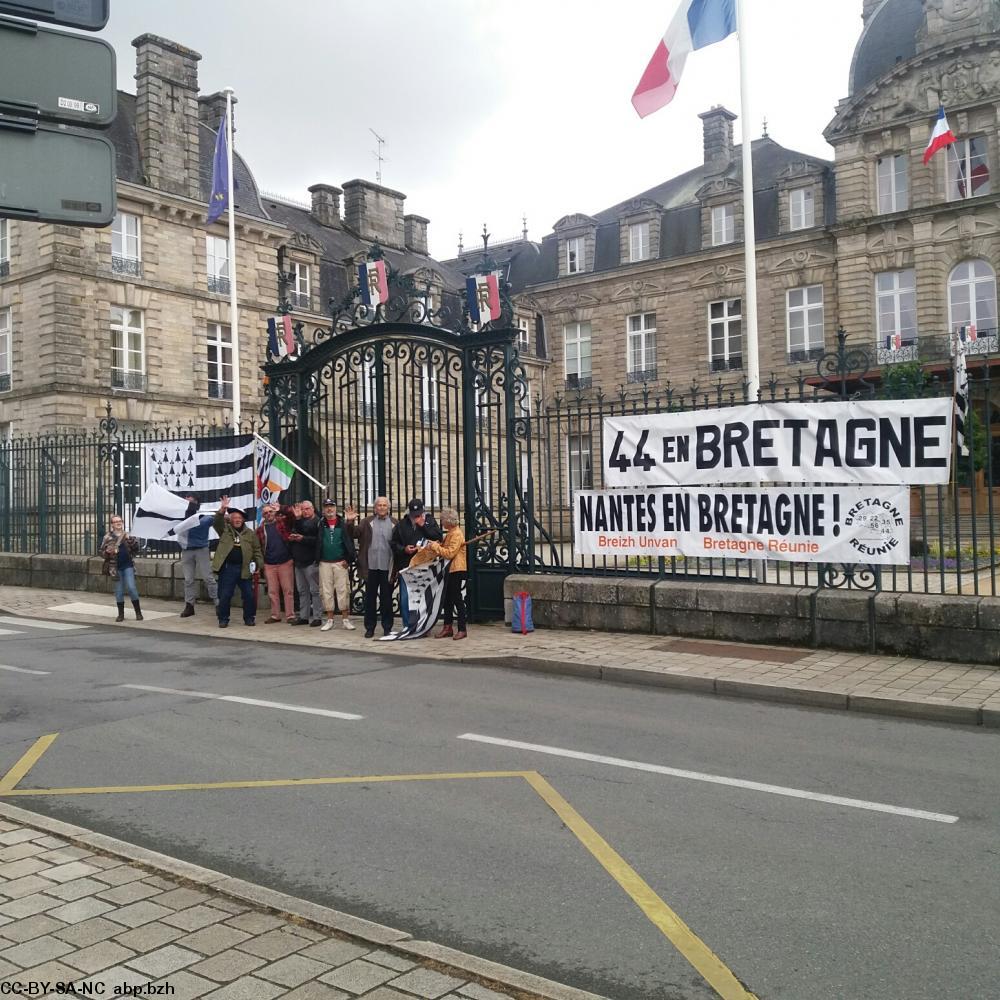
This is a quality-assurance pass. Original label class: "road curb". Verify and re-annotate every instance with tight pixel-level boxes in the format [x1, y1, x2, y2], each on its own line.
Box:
[0, 801, 610, 1000]
[458, 654, 989, 727]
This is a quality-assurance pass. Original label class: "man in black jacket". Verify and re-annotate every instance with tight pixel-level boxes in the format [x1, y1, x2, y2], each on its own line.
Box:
[390, 498, 443, 631]
[286, 500, 322, 626]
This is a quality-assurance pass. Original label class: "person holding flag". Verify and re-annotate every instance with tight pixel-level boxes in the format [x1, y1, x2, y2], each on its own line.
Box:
[178, 495, 218, 618]
[212, 497, 262, 629]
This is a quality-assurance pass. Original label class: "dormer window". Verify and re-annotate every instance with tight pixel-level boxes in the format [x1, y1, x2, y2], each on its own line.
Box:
[629, 222, 650, 262]
[711, 204, 736, 246]
[567, 237, 583, 275]
[789, 188, 815, 231]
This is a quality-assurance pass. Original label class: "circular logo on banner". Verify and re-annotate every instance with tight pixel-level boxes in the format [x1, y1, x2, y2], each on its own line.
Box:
[259, 486, 276, 505]
[845, 498, 905, 558]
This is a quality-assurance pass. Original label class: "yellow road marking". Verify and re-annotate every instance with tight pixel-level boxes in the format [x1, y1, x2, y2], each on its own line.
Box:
[0, 733, 58, 793]
[1, 770, 530, 796]
[523, 771, 758, 1000]
[0, 739, 758, 998]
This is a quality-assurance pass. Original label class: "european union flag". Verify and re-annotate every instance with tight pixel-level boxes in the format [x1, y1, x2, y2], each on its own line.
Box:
[207, 112, 229, 224]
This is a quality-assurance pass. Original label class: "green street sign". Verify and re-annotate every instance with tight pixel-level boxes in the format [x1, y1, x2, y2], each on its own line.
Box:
[0, 0, 107, 30]
[0, 17, 116, 125]
[0, 122, 116, 226]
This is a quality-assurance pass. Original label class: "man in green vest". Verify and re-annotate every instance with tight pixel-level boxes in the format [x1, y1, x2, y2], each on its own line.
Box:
[317, 499, 357, 631]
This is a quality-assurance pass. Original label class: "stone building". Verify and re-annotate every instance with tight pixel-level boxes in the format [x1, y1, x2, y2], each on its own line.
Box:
[461, 0, 1000, 506]
[0, 33, 475, 441]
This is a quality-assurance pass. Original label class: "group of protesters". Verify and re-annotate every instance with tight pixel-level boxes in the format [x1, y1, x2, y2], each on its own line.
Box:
[100, 494, 468, 639]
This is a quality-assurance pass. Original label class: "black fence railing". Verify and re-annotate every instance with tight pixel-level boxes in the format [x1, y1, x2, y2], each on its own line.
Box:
[111, 371, 147, 392]
[208, 275, 230, 295]
[112, 255, 143, 278]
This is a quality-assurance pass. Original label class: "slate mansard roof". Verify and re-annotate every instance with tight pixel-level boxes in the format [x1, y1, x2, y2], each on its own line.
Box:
[850, 0, 924, 96]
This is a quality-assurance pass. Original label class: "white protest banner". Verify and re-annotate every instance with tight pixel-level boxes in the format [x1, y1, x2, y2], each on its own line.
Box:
[574, 486, 910, 565]
[603, 399, 952, 487]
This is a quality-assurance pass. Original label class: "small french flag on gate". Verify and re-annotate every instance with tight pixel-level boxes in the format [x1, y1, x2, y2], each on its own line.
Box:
[885, 332, 902, 351]
[466, 274, 501, 327]
[358, 260, 389, 307]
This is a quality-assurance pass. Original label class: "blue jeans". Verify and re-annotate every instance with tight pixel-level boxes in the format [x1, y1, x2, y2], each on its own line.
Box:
[217, 564, 256, 624]
[114, 566, 139, 603]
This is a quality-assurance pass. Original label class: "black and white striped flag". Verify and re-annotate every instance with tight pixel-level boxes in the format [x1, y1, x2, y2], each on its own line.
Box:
[954, 327, 970, 457]
[142, 434, 255, 512]
[378, 557, 451, 641]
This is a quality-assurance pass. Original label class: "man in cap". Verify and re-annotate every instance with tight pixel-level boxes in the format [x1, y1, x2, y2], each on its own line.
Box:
[178, 495, 217, 618]
[212, 496, 263, 628]
[317, 498, 357, 631]
[390, 498, 443, 632]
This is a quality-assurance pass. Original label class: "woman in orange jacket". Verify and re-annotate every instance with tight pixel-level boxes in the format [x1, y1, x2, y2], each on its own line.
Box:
[430, 508, 467, 640]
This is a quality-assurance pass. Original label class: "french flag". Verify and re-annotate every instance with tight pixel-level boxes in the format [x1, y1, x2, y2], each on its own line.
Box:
[267, 315, 295, 358]
[466, 274, 501, 327]
[632, 0, 737, 117]
[358, 260, 389, 307]
[923, 106, 957, 165]
[885, 332, 902, 351]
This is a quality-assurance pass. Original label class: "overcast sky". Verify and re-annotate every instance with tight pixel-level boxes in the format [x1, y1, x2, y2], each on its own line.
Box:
[101, 1, 865, 259]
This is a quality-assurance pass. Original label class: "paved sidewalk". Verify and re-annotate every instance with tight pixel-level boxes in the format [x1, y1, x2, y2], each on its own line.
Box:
[0, 809, 600, 1000]
[1, 585, 999, 727]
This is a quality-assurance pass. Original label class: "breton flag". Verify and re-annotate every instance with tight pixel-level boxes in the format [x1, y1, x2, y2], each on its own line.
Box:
[206, 110, 231, 224]
[632, 0, 737, 117]
[267, 315, 295, 358]
[358, 260, 389, 307]
[466, 273, 501, 327]
[378, 556, 451, 640]
[131, 483, 193, 541]
[255, 438, 295, 510]
[141, 435, 255, 516]
[954, 327, 971, 457]
[923, 106, 957, 165]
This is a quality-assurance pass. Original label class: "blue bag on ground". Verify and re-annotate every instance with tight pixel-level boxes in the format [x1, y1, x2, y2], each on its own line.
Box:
[512, 591, 534, 634]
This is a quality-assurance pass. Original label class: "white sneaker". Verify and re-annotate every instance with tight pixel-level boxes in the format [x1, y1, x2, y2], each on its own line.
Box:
[320, 619, 335, 632]
[342, 618, 356, 630]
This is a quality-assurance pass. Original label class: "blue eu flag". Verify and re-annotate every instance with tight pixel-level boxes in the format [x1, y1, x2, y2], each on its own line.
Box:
[207, 113, 229, 224]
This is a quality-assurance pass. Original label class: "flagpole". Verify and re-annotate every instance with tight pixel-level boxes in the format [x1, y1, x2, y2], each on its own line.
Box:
[224, 86, 241, 429]
[736, 0, 760, 401]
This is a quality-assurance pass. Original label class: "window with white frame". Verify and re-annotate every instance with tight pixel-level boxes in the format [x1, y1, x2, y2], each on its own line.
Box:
[566, 237, 583, 275]
[711, 204, 736, 246]
[206, 235, 230, 293]
[948, 260, 998, 336]
[947, 136, 991, 201]
[789, 188, 815, 231]
[629, 222, 650, 262]
[627, 313, 657, 382]
[422, 445, 440, 507]
[567, 434, 593, 500]
[421, 362, 438, 422]
[110, 306, 145, 391]
[517, 316, 531, 354]
[112, 212, 142, 275]
[876, 269, 917, 347]
[291, 261, 310, 309]
[207, 323, 233, 401]
[476, 449, 491, 506]
[708, 299, 742, 371]
[0, 308, 10, 392]
[363, 442, 379, 506]
[564, 321, 592, 387]
[786, 286, 825, 361]
[877, 155, 908, 214]
[0, 219, 8, 274]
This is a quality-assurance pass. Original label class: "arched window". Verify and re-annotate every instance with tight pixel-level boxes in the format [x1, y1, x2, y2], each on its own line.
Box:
[948, 259, 998, 335]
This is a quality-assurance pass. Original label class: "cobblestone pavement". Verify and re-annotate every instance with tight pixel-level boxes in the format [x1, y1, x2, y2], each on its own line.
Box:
[0, 816, 545, 1000]
[1, 586, 998, 726]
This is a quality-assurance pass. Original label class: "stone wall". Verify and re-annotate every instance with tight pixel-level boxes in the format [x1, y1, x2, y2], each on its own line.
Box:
[503, 573, 1000, 667]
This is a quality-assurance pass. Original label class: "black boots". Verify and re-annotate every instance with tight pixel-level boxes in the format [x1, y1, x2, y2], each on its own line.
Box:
[116, 602, 125, 622]
[132, 599, 143, 621]
[180, 603, 195, 618]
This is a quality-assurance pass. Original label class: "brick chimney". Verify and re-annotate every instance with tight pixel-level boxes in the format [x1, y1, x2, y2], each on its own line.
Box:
[308, 184, 342, 228]
[133, 34, 202, 199]
[342, 179, 406, 249]
[404, 214, 429, 255]
[698, 106, 737, 169]
[198, 91, 234, 133]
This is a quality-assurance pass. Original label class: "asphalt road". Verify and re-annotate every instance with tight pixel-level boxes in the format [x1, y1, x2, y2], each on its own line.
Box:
[0, 619, 997, 1000]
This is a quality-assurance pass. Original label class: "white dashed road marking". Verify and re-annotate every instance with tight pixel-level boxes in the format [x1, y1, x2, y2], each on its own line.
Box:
[120, 684, 364, 720]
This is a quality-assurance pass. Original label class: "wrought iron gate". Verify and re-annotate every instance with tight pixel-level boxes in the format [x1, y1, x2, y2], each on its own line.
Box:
[262, 254, 533, 620]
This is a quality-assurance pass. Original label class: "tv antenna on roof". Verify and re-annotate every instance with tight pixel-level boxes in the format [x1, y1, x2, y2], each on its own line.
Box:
[369, 128, 386, 184]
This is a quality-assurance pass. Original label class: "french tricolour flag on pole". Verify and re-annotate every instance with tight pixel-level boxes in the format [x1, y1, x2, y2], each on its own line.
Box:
[267, 315, 295, 358]
[632, 0, 737, 117]
[358, 260, 389, 307]
[466, 274, 501, 327]
[923, 106, 957, 164]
